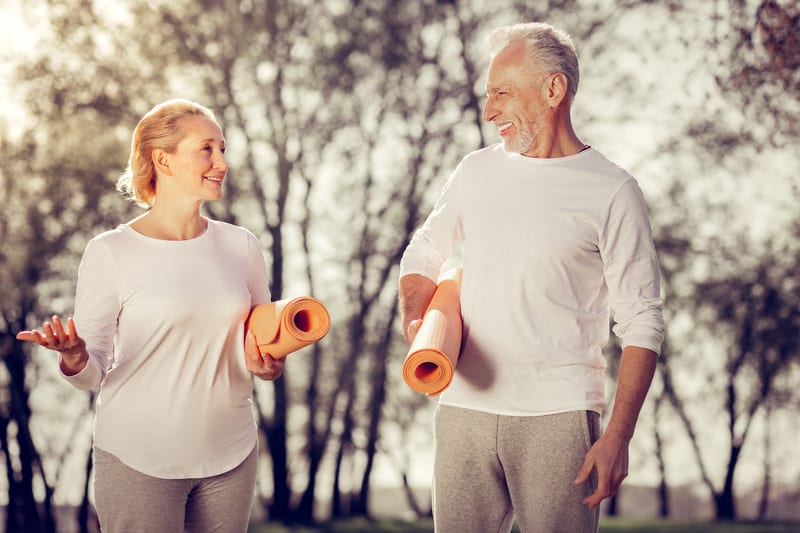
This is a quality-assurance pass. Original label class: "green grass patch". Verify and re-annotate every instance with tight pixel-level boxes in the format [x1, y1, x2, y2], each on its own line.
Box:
[599, 518, 800, 532]
[249, 517, 800, 532]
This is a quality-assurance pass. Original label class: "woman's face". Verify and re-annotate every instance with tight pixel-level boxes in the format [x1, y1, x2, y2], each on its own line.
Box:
[164, 115, 228, 203]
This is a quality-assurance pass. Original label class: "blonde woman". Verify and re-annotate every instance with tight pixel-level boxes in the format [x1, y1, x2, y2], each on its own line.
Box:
[17, 99, 282, 532]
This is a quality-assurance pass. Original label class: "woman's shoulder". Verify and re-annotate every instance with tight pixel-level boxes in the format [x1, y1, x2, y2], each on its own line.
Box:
[87, 225, 128, 246]
[207, 218, 258, 240]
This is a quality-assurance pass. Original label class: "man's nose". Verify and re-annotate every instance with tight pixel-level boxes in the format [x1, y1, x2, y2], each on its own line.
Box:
[482, 97, 496, 122]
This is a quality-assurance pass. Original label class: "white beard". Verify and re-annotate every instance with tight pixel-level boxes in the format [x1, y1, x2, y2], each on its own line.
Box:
[502, 125, 536, 154]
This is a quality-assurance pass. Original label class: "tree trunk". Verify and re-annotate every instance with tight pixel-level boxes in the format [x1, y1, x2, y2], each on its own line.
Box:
[714, 445, 741, 520]
[330, 433, 353, 519]
[352, 306, 397, 517]
[757, 408, 772, 521]
[3, 340, 57, 533]
[295, 354, 325, 520]
[654, 397, 670, 517]
[254, 378, 291, 522]
[606, 492, 619, 516]
[78, 445, 95, 533]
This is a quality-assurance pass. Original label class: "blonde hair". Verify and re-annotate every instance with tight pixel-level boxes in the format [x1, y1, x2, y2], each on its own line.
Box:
[117, 98, 219, 207]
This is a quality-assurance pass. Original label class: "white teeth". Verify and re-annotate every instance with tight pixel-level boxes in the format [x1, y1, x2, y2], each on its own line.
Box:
[204, 176, 222, 182]
[498, 122, 512, 132]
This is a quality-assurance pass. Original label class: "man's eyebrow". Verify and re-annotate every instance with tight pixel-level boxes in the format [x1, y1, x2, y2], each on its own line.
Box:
[486, 83, 514, 93]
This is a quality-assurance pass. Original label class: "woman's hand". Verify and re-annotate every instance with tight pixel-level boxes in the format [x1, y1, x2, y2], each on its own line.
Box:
[244, 330, 284, 381]
[16, 316, 89, 375]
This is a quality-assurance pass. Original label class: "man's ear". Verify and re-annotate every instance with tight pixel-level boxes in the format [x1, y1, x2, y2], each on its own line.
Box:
[152, 149, 172, 176]
[545, 73, 569, 107]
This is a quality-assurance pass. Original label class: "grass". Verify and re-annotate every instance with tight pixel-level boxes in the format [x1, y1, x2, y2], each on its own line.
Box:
[248, 517, 800, 532]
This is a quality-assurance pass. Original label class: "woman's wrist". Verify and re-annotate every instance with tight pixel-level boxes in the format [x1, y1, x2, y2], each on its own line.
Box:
[59, 350, 88, 376]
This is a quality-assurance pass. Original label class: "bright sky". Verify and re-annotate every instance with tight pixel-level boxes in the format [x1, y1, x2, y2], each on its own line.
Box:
[0, 0, 44, 134]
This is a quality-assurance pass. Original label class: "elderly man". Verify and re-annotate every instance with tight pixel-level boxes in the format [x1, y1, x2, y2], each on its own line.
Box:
[399, 22, 665, 533]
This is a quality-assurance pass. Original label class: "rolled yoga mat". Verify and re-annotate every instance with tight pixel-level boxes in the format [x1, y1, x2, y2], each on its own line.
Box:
[402, 268, 463, 396]
[246, 296, 331, 359]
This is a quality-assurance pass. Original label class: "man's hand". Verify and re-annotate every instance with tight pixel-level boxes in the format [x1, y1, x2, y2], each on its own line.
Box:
[399, 274, 437, 346]
[574, 432, 629, 509]
[574, 346, 658, 508]
[244, 330, 285, 381]
[404, 318, 423, 346]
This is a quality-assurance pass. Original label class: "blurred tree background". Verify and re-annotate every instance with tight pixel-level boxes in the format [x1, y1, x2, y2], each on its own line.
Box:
[0, 0, 798, 531]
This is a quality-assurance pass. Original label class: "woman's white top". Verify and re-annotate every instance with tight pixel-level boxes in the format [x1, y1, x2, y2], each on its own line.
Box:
[63, 219, 269, 478]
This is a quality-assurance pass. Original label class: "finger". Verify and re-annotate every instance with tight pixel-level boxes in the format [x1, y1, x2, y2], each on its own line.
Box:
[244, 331, 263, 363]
[67, 317, 80, 340]
[52, 316, 68, 341]
[583, 468, 611, 507]
[610, 471, 626, 495]
[269, 358, 285, 373]
[584, 493, 603, 509]
[573, 457, 593, 485]
[255, 360, 284, 381]
[406, 319, 422, 344]
[16, 331, 43, 343]
[42, 322, 57, 344]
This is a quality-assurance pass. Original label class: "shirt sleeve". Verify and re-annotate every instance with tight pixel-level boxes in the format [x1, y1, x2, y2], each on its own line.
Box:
[245, 230, 270, 306]
[65, 238, 121, 390]
[399, 163, 464, 282]
[601, 179, 666, 355]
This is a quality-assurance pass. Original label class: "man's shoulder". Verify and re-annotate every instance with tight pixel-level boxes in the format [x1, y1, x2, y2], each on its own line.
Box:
[462, 143, 505, 163]
[577, 149, 637, 186]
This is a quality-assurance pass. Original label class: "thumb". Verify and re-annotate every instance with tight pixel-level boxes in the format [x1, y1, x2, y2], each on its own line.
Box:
[244, 329, 259, 354]
[406, 319, 423, 343]
[574, 456, 594, 485]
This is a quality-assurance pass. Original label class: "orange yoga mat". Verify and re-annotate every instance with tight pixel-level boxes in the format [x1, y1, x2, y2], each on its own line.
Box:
[402, 268, 463, 396]
[246, 297, 331, 359]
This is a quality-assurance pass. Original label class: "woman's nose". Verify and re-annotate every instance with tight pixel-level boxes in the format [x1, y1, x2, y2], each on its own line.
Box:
[213, 152, 228, 171]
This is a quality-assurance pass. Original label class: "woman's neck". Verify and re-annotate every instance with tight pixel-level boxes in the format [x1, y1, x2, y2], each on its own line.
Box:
[130, 202, 207, 241]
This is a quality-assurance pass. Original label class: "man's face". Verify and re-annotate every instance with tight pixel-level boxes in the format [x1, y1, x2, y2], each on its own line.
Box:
[482, 42, 549, 156]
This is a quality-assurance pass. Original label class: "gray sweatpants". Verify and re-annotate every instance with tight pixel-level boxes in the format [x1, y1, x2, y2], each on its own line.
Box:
[433, 405, 600, 533]
[93, 444, 258, 533]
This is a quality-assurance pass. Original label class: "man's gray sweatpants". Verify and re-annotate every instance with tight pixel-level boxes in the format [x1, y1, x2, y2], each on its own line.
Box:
[433, 405, 600, 533]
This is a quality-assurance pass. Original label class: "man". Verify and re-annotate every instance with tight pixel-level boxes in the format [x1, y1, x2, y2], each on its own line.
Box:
[398, 22, 665, 533]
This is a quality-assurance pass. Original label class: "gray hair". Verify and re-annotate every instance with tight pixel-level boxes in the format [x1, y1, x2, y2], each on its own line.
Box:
[488, 22, 580, 101]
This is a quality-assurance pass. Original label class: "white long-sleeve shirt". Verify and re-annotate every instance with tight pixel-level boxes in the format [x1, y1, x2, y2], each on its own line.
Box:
[400, 144, 665, 416]
[64, 219, 269, 478]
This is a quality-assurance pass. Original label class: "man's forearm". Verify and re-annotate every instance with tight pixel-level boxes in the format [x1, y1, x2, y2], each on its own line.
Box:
[398, 274, 437, 343]
[604, 345, 658, 442]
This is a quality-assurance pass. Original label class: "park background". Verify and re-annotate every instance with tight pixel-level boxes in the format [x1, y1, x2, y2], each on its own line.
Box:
[0, 0, 798, 531]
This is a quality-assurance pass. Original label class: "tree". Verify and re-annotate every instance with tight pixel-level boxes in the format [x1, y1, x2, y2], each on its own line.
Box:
[646, 0, 800, 520]
[8, 0, 798, 527]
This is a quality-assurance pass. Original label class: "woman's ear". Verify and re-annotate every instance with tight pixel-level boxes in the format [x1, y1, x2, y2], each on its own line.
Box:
[152, 149, 172, 176]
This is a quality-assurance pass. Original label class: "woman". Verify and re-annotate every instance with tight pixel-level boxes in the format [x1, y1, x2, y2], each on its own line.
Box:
[16, 98, 283, 532]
